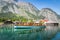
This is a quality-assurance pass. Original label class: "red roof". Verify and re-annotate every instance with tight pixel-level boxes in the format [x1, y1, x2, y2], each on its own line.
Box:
[44, 20, 48, 22]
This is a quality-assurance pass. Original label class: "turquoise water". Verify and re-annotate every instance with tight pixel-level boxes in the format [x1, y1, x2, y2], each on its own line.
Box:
[0, 24, 60, 40]
[52, 32, 60, 40]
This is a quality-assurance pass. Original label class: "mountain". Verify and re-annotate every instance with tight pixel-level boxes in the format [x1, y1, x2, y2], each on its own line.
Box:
[57, 15, 60, 23]
[39, 8, 58, 22]
[0, 0, 19, 13]
[0, 0, 59, 22]
[15, 2, 39, 19]
[0, 0, 39, 19]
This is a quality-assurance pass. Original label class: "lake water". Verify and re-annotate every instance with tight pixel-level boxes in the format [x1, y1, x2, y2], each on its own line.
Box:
[0, 24, 60, 40]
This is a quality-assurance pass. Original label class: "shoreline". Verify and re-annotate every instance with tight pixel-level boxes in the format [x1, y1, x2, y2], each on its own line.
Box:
[0, 22, 4, 25]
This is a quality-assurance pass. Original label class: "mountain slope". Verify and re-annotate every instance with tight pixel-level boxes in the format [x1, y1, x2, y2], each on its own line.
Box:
[39, 8, 58, 22]
[0, 0, 39, 19]
[0, 0, 19, 13]
[16, 2, 39, 19]
[0, 0, 59, 22]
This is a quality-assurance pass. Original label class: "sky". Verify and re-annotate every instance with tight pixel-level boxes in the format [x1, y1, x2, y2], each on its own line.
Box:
[15, 0, 60, 15]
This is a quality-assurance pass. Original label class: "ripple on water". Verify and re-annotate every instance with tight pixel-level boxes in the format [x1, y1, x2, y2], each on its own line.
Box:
[52, 32, 60, 40]
[0, 25, 60, 40]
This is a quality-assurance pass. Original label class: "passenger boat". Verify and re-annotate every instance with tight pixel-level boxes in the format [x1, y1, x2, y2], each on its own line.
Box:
[14, 26, 46, 29]
[14, 22, 46, 31]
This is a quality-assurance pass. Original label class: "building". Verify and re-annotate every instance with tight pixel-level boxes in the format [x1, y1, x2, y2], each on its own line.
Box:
[4, 20, 13, 24]
[46, 21, 59, 26]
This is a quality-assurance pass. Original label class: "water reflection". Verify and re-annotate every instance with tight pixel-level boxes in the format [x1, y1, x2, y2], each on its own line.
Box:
[52, 32, 60, 40]
[0, 24, 60, 40]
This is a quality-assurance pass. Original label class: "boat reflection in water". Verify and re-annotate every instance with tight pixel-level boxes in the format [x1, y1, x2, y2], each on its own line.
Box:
[14, 22, 46, 33]
[0, 21, 60, 40]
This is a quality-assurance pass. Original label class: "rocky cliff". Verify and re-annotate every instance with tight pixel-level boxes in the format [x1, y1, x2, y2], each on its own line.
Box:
[39, 8, 58, 22]
[0, 0, 59, 22]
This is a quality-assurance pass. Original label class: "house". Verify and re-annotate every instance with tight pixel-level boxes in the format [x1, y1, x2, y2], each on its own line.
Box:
[4, 20, 13, 24]
[46, 21, 59, 26]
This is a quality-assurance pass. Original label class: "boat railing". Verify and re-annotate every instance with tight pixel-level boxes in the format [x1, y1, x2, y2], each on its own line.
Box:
[15, 22, 44, 26]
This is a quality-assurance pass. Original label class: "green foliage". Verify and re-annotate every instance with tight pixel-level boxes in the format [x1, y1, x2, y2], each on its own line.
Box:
[0, 12, 34, 22]
[28, 19, 34, 22]
[25, 11, 45, 20]
[38, 15, 45, 19]
[19, 16, 34, 22]
[19, 16, 28, 22]
[25, 11, 37, 19]
[0, 11, 45, 22]
[0, 12, 18, 22]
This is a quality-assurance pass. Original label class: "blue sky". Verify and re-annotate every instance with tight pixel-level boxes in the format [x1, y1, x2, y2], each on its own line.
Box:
[15, 0, 60, 15]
